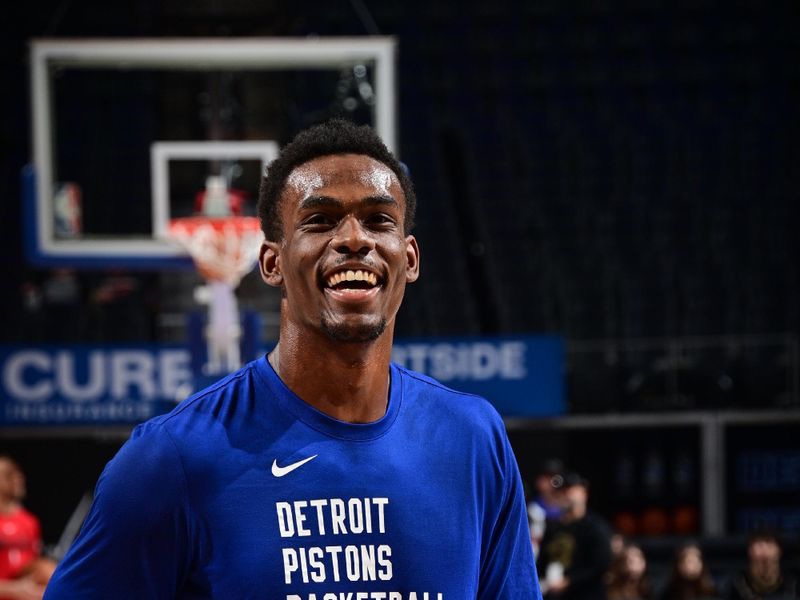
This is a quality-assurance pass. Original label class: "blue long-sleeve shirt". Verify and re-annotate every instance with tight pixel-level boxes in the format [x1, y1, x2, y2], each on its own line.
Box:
[46, 358, 541, 599]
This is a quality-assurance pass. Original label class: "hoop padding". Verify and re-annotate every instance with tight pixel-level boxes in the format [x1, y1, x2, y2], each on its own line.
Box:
[168, 216, 263, 287]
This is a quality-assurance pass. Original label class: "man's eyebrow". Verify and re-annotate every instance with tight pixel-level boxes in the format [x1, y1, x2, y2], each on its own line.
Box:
[299, 196, 343, 210]
[299, 195, 399, 210]
[362, 195, 399, 208]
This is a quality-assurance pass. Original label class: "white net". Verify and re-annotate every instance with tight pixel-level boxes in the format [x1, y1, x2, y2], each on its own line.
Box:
[169, 218, 263, 288]
[168, 216, 264, 375]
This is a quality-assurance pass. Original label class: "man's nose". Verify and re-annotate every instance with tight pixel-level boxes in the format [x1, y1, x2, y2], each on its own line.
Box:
[332, 216, 375, 255]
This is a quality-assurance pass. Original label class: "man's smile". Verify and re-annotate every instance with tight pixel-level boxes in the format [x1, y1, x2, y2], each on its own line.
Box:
[322, 266, 383, 304]
[325, 268, 379, 288]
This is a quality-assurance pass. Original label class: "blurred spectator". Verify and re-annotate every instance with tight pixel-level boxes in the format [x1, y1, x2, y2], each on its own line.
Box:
[607, 542, 654, 600]
[537, 472, 612, 599]
[17, 281, 44, 342]
[726, 532, 797, 599]
[0, 457, 54, 600]
[40, 269, 83, 342]
[660, 542, 718, 600]
[86, 271, 154, 341]
[610, 532, 627, 560]
[528, 458, 566, 554]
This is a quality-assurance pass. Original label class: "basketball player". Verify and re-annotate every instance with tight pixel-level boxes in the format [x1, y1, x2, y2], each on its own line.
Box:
[0, 456, 55, 600]
[44, 119, 541, 599]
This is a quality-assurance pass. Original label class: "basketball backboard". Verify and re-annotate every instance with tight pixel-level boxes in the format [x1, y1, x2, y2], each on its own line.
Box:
[26, 37, 398, 268]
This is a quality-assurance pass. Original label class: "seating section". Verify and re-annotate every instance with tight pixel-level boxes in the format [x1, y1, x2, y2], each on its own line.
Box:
[367, 2, 800, 410]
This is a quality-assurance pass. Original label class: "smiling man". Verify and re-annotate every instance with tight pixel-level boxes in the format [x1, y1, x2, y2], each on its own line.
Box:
[44, 119, 541, 599]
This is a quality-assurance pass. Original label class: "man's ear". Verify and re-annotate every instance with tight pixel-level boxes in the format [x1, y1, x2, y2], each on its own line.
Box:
[405, 235, 420, 283]
[259, 241, 283, 287]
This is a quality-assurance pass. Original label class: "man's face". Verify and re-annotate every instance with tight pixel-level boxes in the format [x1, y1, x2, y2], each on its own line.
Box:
[0, 459, 15, 501]
[678, 546, 703, 580]
[624, 546, 647, 578]
[749, 539, 781, 564]
[561, 484, 588, 512]
[261, 154, 419, 343]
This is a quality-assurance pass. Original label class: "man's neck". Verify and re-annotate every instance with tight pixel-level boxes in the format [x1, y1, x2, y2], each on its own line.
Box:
[0, 498, 19, 515]
[562, 506, 587, 523]
[270, 323, 394, 424]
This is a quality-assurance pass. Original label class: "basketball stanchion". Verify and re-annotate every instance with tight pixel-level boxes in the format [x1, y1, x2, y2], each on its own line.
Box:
[168, 177, 264, 379]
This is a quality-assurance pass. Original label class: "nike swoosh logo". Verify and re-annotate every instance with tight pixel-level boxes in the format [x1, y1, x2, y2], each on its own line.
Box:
[271, 454, 318, 477]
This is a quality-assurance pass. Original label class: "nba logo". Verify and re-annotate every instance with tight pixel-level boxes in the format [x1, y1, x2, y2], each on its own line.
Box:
[53, 182, 82, 238]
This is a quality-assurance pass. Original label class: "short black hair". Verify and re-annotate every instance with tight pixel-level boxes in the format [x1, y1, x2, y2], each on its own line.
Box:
[258, 118, 416, 241]
[538, 458, 565, 476]
[748, 530, 782, 550]
[562, 472, 590, 489]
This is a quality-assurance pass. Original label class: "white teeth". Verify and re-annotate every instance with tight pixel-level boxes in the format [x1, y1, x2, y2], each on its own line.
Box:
[326, 269, 379, 288]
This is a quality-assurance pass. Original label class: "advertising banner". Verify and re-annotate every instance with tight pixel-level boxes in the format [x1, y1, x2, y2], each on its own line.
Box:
[0, 336, 564, 426]
[0, 345, 191, 425]
[392, 335, 564, 417]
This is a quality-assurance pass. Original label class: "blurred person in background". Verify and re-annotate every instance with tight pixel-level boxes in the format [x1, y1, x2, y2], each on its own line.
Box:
[529, 458, 566, 555]
[537, 472, 612, 599]
[727, 532, 797, 599]
[610, 532, 627, 561]
[659, 542, 718, 600]
[0, 457, 54, 600]
[607, 542, 654, 600]
[40, 269, 82, 342]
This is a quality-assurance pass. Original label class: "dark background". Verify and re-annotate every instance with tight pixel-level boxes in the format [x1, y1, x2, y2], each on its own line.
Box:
[1, 0, 799, 581]
[3, 0, 799, 344]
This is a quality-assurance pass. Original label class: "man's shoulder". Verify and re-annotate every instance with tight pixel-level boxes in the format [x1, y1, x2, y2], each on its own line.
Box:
[726, 570, 753, 597]
[579, 511, 613, 538]
[129, 359, 268, 454]
[146, 359, 262, 426]
[394, 363, 504, 428]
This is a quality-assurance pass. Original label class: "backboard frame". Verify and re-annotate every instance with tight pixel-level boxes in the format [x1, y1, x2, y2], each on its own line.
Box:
[150, 141, 279, 239]
[27, 37, 398, 268]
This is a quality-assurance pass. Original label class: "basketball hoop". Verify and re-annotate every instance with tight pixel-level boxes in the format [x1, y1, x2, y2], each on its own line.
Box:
[168, 176, 264, 376]
[168, 216, 262, 288]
